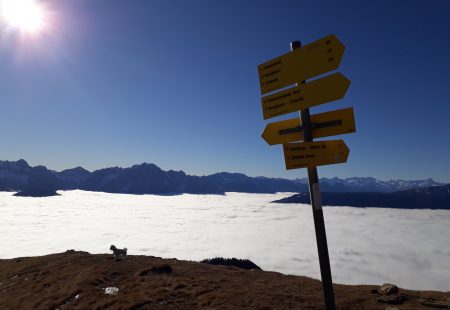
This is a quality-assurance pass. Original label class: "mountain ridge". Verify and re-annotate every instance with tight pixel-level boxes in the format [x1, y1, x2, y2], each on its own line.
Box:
[272, 185, 450, 210]
[0, 159, 446, 196]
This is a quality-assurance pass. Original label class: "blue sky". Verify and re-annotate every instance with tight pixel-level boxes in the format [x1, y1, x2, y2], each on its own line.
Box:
[1, 0, 449, 182]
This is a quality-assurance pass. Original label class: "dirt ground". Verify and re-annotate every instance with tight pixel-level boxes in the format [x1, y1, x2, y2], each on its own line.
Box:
[0, 251, 448, 309]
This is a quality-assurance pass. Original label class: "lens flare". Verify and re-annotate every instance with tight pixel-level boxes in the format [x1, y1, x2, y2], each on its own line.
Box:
[1, 0, 46, 33]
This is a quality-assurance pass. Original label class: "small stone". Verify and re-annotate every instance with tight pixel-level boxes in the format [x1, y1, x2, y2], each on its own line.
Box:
[378, 283, 399, 295]
[376, 294, 406, 305]
[104, 287, 119, 295]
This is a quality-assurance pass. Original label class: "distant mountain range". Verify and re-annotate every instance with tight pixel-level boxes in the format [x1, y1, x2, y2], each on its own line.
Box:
[0, 159, 446, 197]
[272, 185, 450, 210]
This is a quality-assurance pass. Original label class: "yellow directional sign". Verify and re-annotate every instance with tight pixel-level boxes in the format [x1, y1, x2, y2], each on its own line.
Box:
[283, 140, 349, 170]
[258, 34, 345, 95]
[261, 73, 350, 120]
[261, 107, 356, 145]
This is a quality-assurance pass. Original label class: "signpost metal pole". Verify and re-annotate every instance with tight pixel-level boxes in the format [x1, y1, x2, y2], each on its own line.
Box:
[290, 40, 336, 310]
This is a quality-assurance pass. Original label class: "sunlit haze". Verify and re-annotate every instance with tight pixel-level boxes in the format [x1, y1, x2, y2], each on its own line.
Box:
[0, 0, 46, 33]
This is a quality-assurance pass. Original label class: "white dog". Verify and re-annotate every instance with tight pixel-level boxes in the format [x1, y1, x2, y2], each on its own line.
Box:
[110, 245, 127, 260]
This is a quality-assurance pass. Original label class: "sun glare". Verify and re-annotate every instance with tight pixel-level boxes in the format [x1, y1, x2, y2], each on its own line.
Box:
[1, 0, 46, 33]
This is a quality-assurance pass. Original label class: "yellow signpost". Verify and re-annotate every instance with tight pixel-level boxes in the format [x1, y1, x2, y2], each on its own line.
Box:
[261, 73, 351, 119]
[257, 35, 356, 310]
[258, 34, 345, 95]
[261, 107, 355, 145]
[283, 140, 349, 170]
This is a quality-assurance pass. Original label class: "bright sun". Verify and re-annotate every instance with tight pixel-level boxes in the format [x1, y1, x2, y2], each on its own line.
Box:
[1, 0, 46, 33]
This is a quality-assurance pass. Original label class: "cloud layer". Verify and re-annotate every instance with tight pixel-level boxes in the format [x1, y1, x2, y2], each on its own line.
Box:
[1, 190, 449, 291]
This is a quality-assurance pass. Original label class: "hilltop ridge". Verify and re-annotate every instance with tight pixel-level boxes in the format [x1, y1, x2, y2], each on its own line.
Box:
[0, 251, 448, 309]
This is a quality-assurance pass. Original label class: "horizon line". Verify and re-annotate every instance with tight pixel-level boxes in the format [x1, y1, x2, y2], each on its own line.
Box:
[0, 158, 446, 184]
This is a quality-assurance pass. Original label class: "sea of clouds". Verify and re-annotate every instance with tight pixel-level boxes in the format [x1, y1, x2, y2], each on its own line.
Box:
[0, 190, 449, 291]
